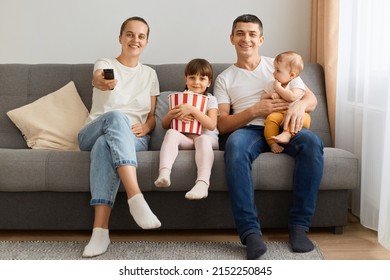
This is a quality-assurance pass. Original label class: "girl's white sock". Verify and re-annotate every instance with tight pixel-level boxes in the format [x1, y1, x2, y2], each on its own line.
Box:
[128, 193, 161, 229]
[82, 227, 110, 258]
[154, 168, 171, 188]
[185, 181, 209, 200]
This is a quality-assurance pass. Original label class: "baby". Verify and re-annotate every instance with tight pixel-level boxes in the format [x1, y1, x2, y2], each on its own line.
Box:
[262, 51, 311, 153]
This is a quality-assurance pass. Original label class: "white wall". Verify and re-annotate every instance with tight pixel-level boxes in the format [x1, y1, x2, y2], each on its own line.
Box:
[0, 0, 311, 64]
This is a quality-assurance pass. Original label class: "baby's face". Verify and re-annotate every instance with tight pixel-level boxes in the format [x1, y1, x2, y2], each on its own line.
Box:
[273, 60, 292, 84]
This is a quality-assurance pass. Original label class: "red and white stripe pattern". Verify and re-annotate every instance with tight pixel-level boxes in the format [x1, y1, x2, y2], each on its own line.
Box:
[168, 92, 208, 135]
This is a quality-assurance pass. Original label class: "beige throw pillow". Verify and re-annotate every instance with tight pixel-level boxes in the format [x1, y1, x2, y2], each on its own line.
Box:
[7, 81, 89, 150]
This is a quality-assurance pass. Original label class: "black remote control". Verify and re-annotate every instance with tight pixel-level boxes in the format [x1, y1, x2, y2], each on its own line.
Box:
[103, 69, 114, 80]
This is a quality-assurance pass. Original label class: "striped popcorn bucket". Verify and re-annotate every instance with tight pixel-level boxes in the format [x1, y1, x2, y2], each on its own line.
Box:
[168, 92, 208, 135]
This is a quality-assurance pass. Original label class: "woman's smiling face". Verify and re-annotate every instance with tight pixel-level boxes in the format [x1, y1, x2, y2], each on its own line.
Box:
[119, 20, 149, 58]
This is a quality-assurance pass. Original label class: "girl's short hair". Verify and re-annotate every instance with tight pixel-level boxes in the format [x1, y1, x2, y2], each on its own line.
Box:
[184, 58, 213, 82]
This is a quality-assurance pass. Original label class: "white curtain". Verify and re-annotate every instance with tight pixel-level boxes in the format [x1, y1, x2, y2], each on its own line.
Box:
[336, 0, 390, 249]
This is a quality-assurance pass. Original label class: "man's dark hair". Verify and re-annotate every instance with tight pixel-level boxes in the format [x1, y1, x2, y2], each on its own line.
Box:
[231, 14, 263, 36]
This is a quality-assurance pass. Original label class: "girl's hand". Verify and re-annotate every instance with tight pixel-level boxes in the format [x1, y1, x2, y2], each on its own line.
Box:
[178, 114, 194, 122]
[176, 104, 194, 116]
[172, 104, 194, 122]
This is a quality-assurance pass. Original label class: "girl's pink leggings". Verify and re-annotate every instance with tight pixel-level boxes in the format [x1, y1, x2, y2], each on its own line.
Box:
[158, 129, 219, 185]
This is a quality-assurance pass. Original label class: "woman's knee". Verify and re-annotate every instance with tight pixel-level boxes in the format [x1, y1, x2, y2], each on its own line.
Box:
[103, 111, 131, 128]
[91, 136, 108, 155]
[103, 110, 126, 119]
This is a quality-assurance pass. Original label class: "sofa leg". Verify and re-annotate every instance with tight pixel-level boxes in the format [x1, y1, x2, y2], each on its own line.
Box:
[333, 226, 344, 234]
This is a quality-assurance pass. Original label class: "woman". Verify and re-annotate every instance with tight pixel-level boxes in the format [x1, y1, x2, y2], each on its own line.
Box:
[78, 16, 161, 258]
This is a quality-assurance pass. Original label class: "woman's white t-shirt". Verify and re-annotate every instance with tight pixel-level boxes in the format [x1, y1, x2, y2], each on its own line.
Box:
[85, 58, 160, 126]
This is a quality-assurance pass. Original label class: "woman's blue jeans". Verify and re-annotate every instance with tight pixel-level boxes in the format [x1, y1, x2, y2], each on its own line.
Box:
[224, 125, 324, 244]
[78, 111, 149, 207]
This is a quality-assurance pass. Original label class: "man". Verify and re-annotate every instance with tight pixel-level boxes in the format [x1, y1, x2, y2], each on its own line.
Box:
[213, 14, 324, 260]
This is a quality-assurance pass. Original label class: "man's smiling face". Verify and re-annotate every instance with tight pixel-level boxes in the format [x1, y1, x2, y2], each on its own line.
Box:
[230, 22, 264, 58]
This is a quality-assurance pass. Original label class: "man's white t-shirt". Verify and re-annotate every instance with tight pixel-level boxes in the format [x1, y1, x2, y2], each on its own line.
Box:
[213, 56, 274, 126]
[85, 58, 160, 126]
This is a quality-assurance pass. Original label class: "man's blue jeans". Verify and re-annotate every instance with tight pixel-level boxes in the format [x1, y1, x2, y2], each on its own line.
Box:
[224, 125, 324, 244]
[78, 111, 149, 207]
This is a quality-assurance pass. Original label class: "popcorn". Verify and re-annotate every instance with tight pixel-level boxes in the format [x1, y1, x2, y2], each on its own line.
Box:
[168, 91, 208, 135]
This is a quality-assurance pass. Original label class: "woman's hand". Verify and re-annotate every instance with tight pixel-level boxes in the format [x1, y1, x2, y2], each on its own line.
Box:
[92, 69, 117, 91]
[132, 123, 149, 137]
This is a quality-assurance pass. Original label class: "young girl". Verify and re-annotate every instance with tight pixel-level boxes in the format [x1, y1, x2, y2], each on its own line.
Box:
[154, 58, 219, 200]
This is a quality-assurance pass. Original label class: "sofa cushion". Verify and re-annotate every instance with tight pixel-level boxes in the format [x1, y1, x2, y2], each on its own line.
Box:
[252, 148, 359, 191]
[6, 81, 88, 151]
[150, 91, 172, 150]
[0, 147, 358, 193]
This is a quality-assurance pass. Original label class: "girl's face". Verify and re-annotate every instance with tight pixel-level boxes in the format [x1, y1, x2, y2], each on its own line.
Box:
[273, 60, 293, 85]
[119, 20, 148, 58]
[185, 74, 211, 94]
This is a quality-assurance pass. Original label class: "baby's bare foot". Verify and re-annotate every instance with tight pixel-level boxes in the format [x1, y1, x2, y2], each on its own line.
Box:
[270, 143, 284, 153]
[271, 131, 292, 144]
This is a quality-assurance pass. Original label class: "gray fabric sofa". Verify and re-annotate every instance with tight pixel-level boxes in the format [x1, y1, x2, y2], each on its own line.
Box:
[0, 63, 359, 233]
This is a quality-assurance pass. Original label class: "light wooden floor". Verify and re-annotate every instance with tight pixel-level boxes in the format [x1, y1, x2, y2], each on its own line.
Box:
[1, 213, 389, 260]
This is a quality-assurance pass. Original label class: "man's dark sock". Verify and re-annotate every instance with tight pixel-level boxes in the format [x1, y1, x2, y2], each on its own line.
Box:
[245, 233, 267, 260]
[289, 228, 314, 253]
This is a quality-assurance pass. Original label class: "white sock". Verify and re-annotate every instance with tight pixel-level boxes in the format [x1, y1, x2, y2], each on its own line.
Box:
[82, 227, 110, 258]
[154, 168, 171, 188]
[185, 181, 209, 200]
[128, 193, 161, 229]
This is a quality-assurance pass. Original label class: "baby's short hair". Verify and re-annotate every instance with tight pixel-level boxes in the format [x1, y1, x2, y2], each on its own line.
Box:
[274, 51, 304, 75]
